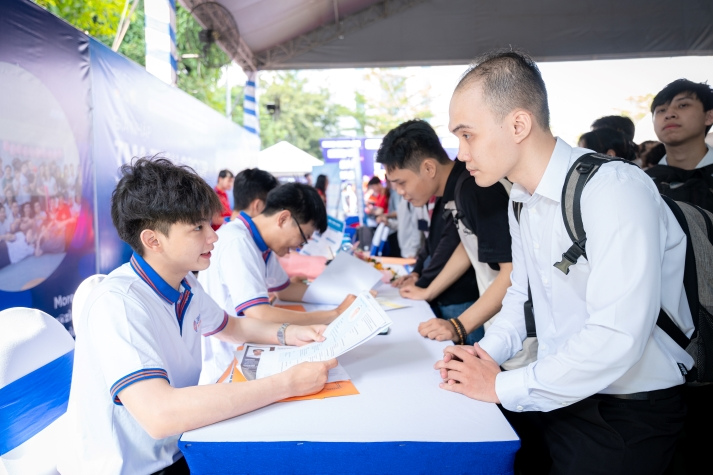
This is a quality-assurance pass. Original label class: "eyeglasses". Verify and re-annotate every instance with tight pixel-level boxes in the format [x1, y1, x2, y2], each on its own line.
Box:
[293, 217, 309, 247]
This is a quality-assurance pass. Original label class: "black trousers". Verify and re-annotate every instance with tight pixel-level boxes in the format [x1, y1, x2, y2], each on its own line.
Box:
[500, 389, 685, 475]
[151, 456, 190, 475]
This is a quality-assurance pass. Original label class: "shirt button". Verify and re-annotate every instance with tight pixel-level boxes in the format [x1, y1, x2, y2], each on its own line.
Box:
[516, 405, 524, 412]
[542, 278, 549, 285]
[533, 242, 539, 249]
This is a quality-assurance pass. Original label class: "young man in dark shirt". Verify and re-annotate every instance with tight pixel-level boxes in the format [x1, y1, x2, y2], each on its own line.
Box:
[377, 119, 512, 345]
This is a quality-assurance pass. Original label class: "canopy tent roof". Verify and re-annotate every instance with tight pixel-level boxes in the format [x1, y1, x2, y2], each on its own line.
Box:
[257, 140, 323, 176]
[180, 0, 713, 73]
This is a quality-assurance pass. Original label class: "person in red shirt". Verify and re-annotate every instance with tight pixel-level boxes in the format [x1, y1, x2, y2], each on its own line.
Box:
[365, 176, 388, 218]
[212, 169, 234, 230]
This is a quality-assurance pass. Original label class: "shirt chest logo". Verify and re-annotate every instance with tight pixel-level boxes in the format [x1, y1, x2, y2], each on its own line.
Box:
[193, 315, 202, 332]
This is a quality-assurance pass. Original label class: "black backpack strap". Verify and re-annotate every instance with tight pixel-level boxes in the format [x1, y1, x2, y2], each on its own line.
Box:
[555, 153, 637, 274]
[512, 201, 536, 338]
[659, 196, 698, 347]
[452, 167, 474, 232]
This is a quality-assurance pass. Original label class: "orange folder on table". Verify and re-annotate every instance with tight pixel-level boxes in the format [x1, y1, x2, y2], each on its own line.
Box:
[216, 350, 359, 401]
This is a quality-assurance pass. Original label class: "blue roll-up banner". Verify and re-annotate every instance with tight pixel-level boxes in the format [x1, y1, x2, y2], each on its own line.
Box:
[0, 0, 94, 335]
[0, 0, 259, 334]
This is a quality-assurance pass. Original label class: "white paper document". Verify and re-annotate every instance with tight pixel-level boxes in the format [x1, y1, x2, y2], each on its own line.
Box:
[256, 291, 391, 379]
[302, 252, 383, 305]
[233, 345, 350, 382]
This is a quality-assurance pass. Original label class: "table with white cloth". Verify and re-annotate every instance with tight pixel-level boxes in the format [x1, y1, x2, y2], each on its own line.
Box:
[178, 284, 519, 474]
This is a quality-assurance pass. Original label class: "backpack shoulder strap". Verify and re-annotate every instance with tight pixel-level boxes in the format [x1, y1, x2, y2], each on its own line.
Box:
[450, 166, 473, 226]
[555, 153, 635, 274]
[511, 200, 536, 338]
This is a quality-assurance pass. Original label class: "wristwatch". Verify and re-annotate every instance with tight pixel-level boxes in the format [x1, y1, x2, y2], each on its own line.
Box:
[277, 323, 290, 346]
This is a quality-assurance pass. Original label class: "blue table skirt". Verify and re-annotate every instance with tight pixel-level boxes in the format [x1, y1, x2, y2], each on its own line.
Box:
[178, 439, 519, 474]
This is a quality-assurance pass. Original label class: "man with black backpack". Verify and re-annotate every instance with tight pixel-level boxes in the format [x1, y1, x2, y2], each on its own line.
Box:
[435, 49, 695, 475]
[647, 79, 713, 212]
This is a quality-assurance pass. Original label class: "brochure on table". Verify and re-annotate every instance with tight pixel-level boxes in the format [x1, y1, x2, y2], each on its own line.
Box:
[298, 215, 344, 259]
[256, 291, 392, 379]
[302, 252, 383, 305]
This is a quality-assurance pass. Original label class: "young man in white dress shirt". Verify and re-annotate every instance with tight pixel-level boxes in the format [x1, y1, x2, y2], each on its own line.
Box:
[435, 50, 693, 474]
[59, 158, 336, 475]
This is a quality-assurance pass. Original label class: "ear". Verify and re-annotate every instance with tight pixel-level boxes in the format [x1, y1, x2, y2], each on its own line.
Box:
[276, 209, 291, 228]
[250, 198, 266, 216]
[420, 159, 438, 179]
[511, 109, 533, 144]
[605, 149, 617, 157]
[140, 229, 162, 253]
[705, 109, 713, 127]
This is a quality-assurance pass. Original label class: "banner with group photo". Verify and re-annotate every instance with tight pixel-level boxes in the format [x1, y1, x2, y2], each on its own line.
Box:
[0, 0, 95, 335]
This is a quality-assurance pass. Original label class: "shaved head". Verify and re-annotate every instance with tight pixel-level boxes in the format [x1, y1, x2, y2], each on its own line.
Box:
[456, 49, 550, 131]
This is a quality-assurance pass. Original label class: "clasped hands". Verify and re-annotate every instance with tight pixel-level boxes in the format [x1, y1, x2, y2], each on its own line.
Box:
[434, 343, 502, 404]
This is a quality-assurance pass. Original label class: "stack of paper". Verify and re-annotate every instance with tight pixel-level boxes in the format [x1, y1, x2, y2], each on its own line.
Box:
[302, 252, 383, 305]
[255, 291, 391, 379]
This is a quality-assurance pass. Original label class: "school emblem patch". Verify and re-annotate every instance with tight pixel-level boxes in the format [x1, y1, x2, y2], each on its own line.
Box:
[193, 315, 202, 332]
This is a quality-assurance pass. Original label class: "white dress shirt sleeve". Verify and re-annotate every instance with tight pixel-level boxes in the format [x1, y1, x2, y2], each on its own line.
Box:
[493, 165, 686, 412]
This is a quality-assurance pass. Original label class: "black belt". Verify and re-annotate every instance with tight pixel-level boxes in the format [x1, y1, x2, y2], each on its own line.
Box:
[596, 385, 681, 401]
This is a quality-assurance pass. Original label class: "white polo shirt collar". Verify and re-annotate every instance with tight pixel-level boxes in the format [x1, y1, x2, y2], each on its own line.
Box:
[236, 211, 271, 262]
[130, 252, 193, 336]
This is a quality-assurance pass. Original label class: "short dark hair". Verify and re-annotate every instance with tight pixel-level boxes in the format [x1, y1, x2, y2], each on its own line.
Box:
[315, 174, 328, 192]
[376, 119, 450, 172]
[262, 182, 327, 233]
[233, 168, 279, 211]
[367, 176, 382, 186]
[642, 142, 667, 168]
[651, 79, 713, 134]
[456, 49, 550, 130]
[591, 115, 635, 142]
[111, 156, 222, 255]
[579, 127, 636, 161]
[218, 169, 234, 179]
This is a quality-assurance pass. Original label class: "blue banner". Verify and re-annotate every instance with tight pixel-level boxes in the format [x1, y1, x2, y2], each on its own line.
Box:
[90, 39, 259, 273]
[0, 0, 259, 333]
[0, 0, 95, 334]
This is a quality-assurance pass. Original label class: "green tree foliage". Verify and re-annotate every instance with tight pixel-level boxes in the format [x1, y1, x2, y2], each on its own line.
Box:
[33, 0, 344, 156]
[259, 71, 340, 158]
[35, 0, 125, 38]
[343, 68, 433, 136]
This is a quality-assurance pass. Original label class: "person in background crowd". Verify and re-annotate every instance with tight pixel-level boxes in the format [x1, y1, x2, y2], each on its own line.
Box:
[578, 127, 637, 161]
[212, 169, 234, 230]
[314, 174, 328, 205]
[437, 49, 691, 475]
[375, 178, 402, 257]
[640, 142, 667, 170]
[364, 176, 388, 221]
[231, 168, 279, 220]
[648, 79, 713, 173]
[646, 78, 713, 475]
[591, 115, 636, 143]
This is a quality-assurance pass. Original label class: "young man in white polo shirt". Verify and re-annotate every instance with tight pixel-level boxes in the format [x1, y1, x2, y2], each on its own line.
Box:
[197, 182, 355, 384]
[435, 50, 693, 474]
[59, 158, 336, 475]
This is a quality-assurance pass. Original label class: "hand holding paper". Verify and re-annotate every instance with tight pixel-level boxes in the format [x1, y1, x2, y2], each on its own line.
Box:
[256, 291, 391, 379]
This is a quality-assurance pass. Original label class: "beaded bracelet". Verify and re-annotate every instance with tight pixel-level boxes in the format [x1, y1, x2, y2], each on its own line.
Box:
[452, 317, 467, 345]
[449, 318, 464, 344]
